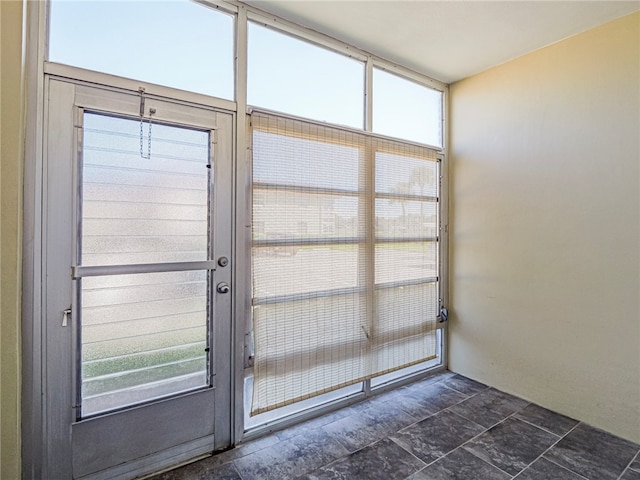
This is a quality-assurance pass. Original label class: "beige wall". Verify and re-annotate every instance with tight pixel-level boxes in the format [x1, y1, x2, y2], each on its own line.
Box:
[1, 0, 24, 478]
[449, 11, 640, 442]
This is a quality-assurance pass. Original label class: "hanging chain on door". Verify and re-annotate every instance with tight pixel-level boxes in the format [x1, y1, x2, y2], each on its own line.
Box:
[138, 87, 156, 159]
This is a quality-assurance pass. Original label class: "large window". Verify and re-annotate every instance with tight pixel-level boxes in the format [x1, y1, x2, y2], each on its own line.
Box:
[43, 0, 447, 431]
[248, 22, 365, 129]
[49, 0, 234, 99]
[250, 112, 440, 415]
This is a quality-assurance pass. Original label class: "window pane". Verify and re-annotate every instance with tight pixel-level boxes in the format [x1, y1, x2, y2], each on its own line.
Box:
[253, 130, 361, 191]
[375, 153, 438, 198]
[251, 293, 368, 414]
[375, 283, 437, 338]
[254, 190, 360, 240]
[49, 0, 234, 99]
[253, 244, 360, 300]
[373, 284, 438, 373]
[376, 199, 437, 239]
[248, 22, 364, 128]
[375, 242, 438, 284]
[82, 113, 210, 266]
[81, 271, 208, 416]
[373, 68, 442, 146]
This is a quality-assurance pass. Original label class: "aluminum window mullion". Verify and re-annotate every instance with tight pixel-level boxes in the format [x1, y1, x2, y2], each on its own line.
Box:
[365, 57, 373, 132]
[375, 237, 439, 244]
[254, 237, 362, 247]
[72, 261, 217, 279]
[253, 182, 360, 197]
[375, 192, 438, 202]
[363, 138, 375, 397]
[253, 286, 366, 306]
[375, 278, 438, 290]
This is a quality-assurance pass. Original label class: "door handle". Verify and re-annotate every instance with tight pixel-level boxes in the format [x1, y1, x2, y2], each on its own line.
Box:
[216, 282, 230, 294]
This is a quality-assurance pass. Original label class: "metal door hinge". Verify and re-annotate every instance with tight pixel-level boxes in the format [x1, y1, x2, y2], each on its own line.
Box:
[62, 306, 72, 327]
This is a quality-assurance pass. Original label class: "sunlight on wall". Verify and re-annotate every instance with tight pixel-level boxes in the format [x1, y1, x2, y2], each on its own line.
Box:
[450, 11, 640, 443]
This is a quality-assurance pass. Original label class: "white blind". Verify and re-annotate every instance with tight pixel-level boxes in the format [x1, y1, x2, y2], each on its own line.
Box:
[251, 112, 439, 415]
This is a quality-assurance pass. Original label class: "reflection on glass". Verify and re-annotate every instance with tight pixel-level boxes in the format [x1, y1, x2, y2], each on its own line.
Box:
[373, 68, 442, 146]
[81, 271, 208, 416]
[49, 0, 234, 99]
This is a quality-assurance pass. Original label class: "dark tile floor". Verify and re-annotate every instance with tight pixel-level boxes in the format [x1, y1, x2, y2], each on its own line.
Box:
[150, 372, 640, 480]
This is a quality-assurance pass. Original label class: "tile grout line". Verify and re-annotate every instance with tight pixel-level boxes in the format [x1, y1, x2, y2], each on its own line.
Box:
[395, 406, 536, 477]
[441, 395, 530, 432]
[527, 455, 590, 480]
[438, 406, 538, 478]
[230, 460, 245, 480]
[392, 382, 479, 433]
[395, 387, 555, 477]
[514, 422, 586, 479]
[441, 378, 490, 397]
[512, 415, 575, 438]
[386, 436, 430, 476]
[388, 380, 496, 478]
[616, 447, 640, 480]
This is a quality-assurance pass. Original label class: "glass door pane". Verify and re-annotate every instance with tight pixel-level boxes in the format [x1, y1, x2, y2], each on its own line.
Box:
[78, 112, 213, 417]
[80, 271, 209, 415]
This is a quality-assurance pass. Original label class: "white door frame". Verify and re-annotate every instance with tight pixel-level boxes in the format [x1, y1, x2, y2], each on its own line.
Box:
[38, 77, 235, 480]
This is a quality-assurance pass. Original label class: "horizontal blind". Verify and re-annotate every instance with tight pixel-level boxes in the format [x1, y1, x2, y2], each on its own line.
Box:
[251, 112, 439, 415]
[373, 143, 439, 377]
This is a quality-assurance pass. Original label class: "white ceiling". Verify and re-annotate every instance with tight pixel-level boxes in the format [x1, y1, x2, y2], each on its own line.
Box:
[243, 1, 639, 84]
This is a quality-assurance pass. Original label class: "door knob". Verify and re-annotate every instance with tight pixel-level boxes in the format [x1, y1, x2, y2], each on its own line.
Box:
[217, 282, 230, 294]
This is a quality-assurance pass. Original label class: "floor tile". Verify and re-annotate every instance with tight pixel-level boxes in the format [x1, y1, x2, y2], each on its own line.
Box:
[360, 398, 418, 433]
[151, 460, 242, 480]
[408, 448, 510, 480]
[544, 423, 640, 480]
[148, 371, 636, 480]
[515, 403, 578, 436]
[322, 411, 379, 452]
[233, 429, 349, 480]
[323, 400, 416, 452]
[621, 469, 640, 480]
[275, 409, 349, 441]
[388, 390, 445, 421]
[303, 438, 425, 480]
[216, 434, 282, 463]
[448, 388, 529, 428]
[463, 417, 559, 476]
[514, 457, 587, 480]
[443, 374, 489, 396]
[404, 381, 470, 413]
[390, 409, 485, 464]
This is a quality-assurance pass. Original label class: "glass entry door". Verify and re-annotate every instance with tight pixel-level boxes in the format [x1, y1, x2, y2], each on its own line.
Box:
[43, 79, 234, 480]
